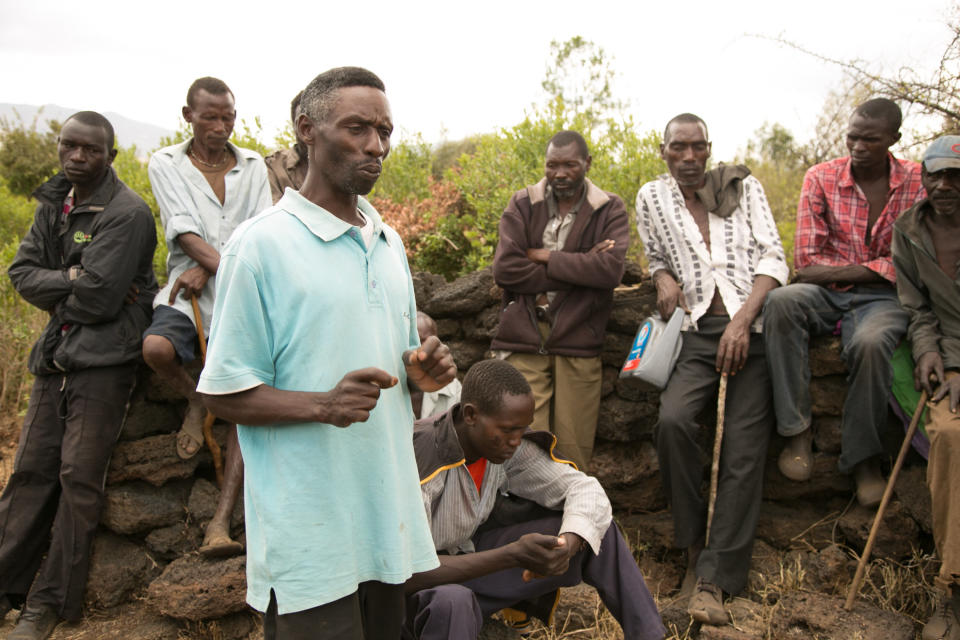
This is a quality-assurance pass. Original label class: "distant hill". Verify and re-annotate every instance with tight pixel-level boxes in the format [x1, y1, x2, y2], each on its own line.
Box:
[0, 104, 174, 157]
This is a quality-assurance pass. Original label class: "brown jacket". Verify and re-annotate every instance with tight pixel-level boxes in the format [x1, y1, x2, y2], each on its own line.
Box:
[491, 178, 629, 357]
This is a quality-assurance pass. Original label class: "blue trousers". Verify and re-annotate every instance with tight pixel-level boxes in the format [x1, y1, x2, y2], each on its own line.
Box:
[404, 515, 665, 640]
[763, 284, 908, 472]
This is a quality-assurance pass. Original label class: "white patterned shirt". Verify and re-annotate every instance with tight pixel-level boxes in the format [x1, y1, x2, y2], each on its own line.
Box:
[636, 173, 788, 332]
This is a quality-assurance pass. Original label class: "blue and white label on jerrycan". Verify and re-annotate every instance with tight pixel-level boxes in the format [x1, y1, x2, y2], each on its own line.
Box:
[619, 307, 685, 389]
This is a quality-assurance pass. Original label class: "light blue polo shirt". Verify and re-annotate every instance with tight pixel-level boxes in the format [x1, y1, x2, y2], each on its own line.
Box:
[197, 189, 439, 614]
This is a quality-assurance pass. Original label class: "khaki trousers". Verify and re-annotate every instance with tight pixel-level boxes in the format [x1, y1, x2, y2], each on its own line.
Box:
[506, 347, 602, 470]
[926, 370, 960, 590]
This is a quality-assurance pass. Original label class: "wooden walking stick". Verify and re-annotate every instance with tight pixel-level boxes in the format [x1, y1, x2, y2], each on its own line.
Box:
[706, 373, 729, 547]
[844, 389, 929, 610]
[190, 295, 224, 488]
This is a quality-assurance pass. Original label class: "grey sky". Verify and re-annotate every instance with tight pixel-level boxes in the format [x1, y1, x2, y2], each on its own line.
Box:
[1, 0, 953, 159]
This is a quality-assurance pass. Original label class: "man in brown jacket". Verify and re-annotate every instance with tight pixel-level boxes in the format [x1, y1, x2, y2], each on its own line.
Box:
[490, 130, 629, 469]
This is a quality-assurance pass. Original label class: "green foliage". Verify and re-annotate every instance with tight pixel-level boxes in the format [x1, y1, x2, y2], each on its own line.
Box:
[541, 36, 624, 126]
[230, 117, 272, 157]
[112, 147, 167, 282]
[0, 178, 38, 244]
[737, 122, 807, 271]
[369, 134, 433, 203]
[0, 115, 60, 197]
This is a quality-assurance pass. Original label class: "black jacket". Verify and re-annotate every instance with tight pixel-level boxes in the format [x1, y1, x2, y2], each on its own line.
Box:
[9, 168, 158, 374]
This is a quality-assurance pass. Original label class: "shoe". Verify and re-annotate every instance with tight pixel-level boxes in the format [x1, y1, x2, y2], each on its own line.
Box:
[687, 579, 729, 625]
[854, 459, 886, 508]
[8, 605, 59, 640]
[778, 427, 814, 481]
[924, 589, 960, 640]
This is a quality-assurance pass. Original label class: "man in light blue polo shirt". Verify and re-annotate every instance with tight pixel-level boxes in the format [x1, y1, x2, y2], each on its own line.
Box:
[198, 67, 454, 640]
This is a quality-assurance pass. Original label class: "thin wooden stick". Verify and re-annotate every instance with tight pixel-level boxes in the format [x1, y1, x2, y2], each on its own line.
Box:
[844, 389, 929, 610]
[190, 295, 224, 488]
[706, 373, 728, 547]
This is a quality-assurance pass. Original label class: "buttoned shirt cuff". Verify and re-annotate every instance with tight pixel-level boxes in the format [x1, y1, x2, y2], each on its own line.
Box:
[165, 213, 205, 246]
[559, 513, 605, 555]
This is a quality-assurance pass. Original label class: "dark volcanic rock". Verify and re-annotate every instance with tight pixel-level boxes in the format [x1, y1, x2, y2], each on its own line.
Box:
[145, 522, 204, 560]
[811, 416, 842, 454]
[601, 365, 618, 397]
[588, 440, 658, 487]
[621, 261, 646, 286]
[108, 433, 200, 486]
[102, 480, 189, 534]
[607, 285, 657, 334]
[762, 453, 849, 501]
[606, 478, 667, 512]
[146, 554, 247, 621]
[769, 591, 914, 639]
[412, 271, 446, 307]
[601, 331, 634, 368]
[423, 267, 498, 317]
[435, 317, 463, 340]
[809, 336, 846, 376]
[188, 477, 244, 529]
[120, 397, 181, 441]
[895, 464, 932, 534]
[85, 531, 162, 608]
[838, 502, 920, 560]
[618, 511, 676, 552]
[445, 339, 489, 373]
[810, 375, 847, 416]
[597, 396, 657, 442]
[461, 305, 500, 341]
[755, 499, 846, 550]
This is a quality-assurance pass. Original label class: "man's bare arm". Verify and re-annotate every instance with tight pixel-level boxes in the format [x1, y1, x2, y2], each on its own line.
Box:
[405, 533, 574, 594]
[202, 368, 397, 427]
[168, 232, 221, 303]
[794, 264, 886, 286]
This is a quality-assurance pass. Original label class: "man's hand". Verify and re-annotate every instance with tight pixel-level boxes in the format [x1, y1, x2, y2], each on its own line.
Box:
[509, 533, 574, 582]
[716, 315, 751, 375]
[915, 351, 945, 396]
[932, 374, 960, 414]
[654, 272, 688, 321]
[526, 248, 551, 265]
[588, 239, 616, 254]
[317, 368, 398, 427]
[125, 283, 140, 305]
[403, 335, 457, 393]
[169, 265, 211, 303]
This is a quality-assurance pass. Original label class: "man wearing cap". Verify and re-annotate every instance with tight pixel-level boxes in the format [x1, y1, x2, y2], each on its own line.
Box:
[892, 135, 960, 640]
[764, 98, 925, 507]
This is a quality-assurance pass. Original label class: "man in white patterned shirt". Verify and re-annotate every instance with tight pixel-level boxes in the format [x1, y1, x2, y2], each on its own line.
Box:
[636, 114, 788, 626]
[404, 359, 664, 640]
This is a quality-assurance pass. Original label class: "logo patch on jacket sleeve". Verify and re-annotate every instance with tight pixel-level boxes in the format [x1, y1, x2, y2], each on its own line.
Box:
[73, 231, 92, 243]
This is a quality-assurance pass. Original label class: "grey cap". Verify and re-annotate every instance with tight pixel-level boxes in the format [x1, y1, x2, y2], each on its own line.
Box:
[923, 135, 960, 172]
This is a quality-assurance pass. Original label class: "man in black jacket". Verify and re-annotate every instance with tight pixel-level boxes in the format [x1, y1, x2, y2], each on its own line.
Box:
[0, 111, 158, 640]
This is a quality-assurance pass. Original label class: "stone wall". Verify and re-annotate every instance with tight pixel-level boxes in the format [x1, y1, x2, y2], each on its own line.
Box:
[56, 265, 932, 638]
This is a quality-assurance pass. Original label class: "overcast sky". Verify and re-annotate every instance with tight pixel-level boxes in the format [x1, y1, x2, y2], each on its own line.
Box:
[1, 0, 954, 159]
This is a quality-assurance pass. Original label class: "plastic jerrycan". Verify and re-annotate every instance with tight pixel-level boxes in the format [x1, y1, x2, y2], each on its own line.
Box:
[619, 307, 685, 389]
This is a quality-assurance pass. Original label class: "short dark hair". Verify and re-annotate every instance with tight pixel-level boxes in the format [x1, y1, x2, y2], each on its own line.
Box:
[854, 98, 903, 133]
[186, 77, 234, 108]
[62, 111, 115, 149]
[664, 113, 709, 144]
[290, 90, 304, 126]
[300, 67, 385, 124]
[546, 130, 589, 159]
[461, 359, 532, 416]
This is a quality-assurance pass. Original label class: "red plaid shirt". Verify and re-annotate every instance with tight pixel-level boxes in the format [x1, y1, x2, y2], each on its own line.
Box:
[794, 154, 924, 284]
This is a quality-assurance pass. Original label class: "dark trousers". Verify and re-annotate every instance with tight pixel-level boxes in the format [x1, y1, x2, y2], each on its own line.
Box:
[264, 582, 406, 640]
[0, 364, 136, 620]
[404, 515, 665, 640]
[656, 316, 772, 596]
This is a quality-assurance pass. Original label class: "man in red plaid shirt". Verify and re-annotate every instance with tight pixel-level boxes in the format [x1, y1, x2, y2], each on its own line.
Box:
[763, 98, 925, 507]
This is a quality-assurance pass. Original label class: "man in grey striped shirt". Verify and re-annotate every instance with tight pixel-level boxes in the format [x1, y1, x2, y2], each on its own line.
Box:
[403, 359, 664, 640]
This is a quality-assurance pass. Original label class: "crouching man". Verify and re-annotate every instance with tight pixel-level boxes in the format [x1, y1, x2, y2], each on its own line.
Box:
[404, 359, 665, 640]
